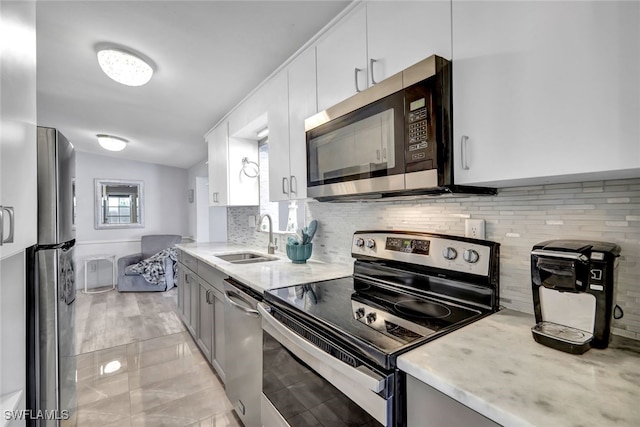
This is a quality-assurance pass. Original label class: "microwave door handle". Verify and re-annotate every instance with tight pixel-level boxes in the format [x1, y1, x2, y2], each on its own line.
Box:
[258, 303, 385, 393]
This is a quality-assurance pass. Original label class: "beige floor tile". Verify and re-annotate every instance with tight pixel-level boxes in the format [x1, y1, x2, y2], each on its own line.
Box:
[74, 288, 234, 427]
[75, 391, 131, 427]
[77, 371, 129, 406]
[130, 413, 198, 427]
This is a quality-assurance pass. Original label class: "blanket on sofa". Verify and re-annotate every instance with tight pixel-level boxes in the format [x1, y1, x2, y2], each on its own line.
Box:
[125, 247, 178, 285]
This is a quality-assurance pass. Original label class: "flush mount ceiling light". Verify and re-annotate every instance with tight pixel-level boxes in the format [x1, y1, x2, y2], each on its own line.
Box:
[96, 48, 153, 86]
[97, 134, 129, 151]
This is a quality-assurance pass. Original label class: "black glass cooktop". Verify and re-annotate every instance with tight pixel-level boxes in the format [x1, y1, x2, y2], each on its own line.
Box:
[265, 275, 483, 362]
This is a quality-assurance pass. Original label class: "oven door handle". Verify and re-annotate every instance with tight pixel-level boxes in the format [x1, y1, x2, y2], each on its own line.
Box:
[257, 303, 385, 393]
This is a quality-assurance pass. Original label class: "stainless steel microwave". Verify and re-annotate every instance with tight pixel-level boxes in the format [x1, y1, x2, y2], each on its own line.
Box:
[304, 55, 495, 201]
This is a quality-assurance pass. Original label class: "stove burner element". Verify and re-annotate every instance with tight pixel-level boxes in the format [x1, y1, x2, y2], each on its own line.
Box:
[394, 299, 452, 319]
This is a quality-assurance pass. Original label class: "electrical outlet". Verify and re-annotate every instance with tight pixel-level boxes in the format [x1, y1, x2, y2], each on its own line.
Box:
[248, 215, 256, 228]
[465, 219, 485, 239]
[89, 262, 97, 272]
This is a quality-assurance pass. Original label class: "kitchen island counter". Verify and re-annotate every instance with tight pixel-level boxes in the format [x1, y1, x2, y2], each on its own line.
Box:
[398, 309, 640, 427]
[176, 241, 353, 294]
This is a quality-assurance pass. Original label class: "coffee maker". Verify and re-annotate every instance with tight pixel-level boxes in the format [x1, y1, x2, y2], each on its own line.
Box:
[530, 240, 621, 354]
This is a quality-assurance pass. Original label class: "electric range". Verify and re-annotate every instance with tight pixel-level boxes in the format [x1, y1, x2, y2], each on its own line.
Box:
[260, 231, 500, 426]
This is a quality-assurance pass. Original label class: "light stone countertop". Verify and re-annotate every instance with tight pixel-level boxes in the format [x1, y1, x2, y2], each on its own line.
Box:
[397, 309, 640, 427]
[175, 241, 353, 294]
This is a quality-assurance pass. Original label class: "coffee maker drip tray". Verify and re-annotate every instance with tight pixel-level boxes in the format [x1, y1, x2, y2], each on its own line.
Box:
[532, 321, 594, 355]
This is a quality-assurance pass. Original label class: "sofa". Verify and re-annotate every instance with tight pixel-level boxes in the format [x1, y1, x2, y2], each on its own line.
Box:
[117, 234, 182, 292]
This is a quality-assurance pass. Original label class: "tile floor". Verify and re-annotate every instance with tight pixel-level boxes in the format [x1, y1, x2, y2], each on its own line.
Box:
[70, 288, 240, 427]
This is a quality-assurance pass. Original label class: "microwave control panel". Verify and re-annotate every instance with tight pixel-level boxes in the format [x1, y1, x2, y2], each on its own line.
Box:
[405, 80, 436, 171]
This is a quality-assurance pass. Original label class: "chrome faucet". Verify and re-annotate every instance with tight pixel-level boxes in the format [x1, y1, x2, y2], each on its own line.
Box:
[257, 213, 276, 254]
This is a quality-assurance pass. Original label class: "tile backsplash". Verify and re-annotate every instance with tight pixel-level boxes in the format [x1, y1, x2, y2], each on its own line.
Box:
[228, 178, 640, 340]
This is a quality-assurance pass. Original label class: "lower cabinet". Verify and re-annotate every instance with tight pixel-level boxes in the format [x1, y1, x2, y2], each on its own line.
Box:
[176, 250, 227, 383]
[406, 374, 499, 427]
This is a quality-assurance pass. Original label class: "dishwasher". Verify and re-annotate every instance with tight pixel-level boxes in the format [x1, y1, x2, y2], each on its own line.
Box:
[223, 278, 262, 427]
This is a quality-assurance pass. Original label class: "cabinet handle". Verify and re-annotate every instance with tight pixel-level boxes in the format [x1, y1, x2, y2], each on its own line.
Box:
[0, 206, 14, 245]
[206, 289, 213, 304]
[382, 148, 387, 160]
[461, 136, 470, 170]
[354, 68, 363, 93]
[376, 150, 380, 161]
[3, 207, 14, 244]
[282, 177, 289, 195]
[370, 58, 379, 85]
[213, 192, 218, 203]
[290, 176, 297, 195]
[185, 274, 190, 284]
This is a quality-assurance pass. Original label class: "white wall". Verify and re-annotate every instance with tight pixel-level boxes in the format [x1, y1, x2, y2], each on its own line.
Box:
[75, 152, 188, 289]
[187, 159, 208, 239]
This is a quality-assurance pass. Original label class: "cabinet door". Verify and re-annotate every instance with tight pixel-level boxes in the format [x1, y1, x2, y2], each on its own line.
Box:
[188, 272, 199, 336]
[406, 375, 499, 427]
[452, 1, 640, 186]
[367, 1, 452, 83]
[182, 269, 192, 329]
[0, 0, 37, 260]
[207, 122, 229, 206]
[197, 280, 214, 362]
[211, 287, 226, 382]
[266, 71, 291, 202]
[316, 5, 367, 112]
[287, 48, 316, 200]
[227, 136, 260, 206]
[177, 264, 184, 316]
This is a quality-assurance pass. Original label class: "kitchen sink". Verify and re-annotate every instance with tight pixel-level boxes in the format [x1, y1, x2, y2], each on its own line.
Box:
[214, 252, 277, 264]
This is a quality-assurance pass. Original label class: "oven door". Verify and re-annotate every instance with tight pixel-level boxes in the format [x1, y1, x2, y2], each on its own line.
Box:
[305, 88, 406, 199]
[259, 303, 391, 427]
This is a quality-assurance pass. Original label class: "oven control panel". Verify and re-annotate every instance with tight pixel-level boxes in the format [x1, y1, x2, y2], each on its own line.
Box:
[352, 232, 493, 276]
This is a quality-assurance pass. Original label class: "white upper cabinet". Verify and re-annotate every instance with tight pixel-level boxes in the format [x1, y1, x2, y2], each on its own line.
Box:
[207, 121, 260, 207]
[452, 1, 640, 187]
[0, 0, 37, 260]
[367, 1, 452, 83]
[316, 1, 453, 113]
[207, 122, 229, 206]
[316, 5, 367, 112]
[287, 48, 316, 201]
[265, 71, 291, 202]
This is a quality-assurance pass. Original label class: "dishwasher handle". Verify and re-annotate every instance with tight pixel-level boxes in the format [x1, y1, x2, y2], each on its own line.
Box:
[225, 290, 260, 317]
[258, 303, 385, 394]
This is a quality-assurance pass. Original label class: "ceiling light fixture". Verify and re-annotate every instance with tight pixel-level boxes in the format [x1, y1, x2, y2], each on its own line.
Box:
[96, 48, 153, 86]
[256, 127, 269, 139]
[97, 134, 129, 151]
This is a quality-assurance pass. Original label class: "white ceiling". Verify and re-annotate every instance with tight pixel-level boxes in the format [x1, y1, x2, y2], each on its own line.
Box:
[36, 0, 350, 169]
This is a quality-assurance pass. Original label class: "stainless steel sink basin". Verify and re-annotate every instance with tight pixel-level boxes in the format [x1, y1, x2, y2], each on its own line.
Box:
[215, 252, 277, 264]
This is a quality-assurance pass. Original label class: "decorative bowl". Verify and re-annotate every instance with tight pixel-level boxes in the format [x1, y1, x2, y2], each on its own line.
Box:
[286, 243, 312, 264]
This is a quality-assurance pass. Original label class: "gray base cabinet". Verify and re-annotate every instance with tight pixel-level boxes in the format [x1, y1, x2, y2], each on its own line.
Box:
[406, 374, 499, 427]
[176, 250, 226, 383]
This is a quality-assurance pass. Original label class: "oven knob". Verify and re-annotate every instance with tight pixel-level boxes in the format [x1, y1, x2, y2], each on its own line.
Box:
[366, 239, 376, 249]
[354, 307, 365, 320]
[355, 237, 365, 247]
[442, 247, 458, 260]
[366, 312, 377, 324]
[463, 249, 480, 264]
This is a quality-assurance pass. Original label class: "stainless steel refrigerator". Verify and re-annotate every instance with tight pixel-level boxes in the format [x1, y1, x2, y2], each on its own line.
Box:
[26, 127, 76, 426]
